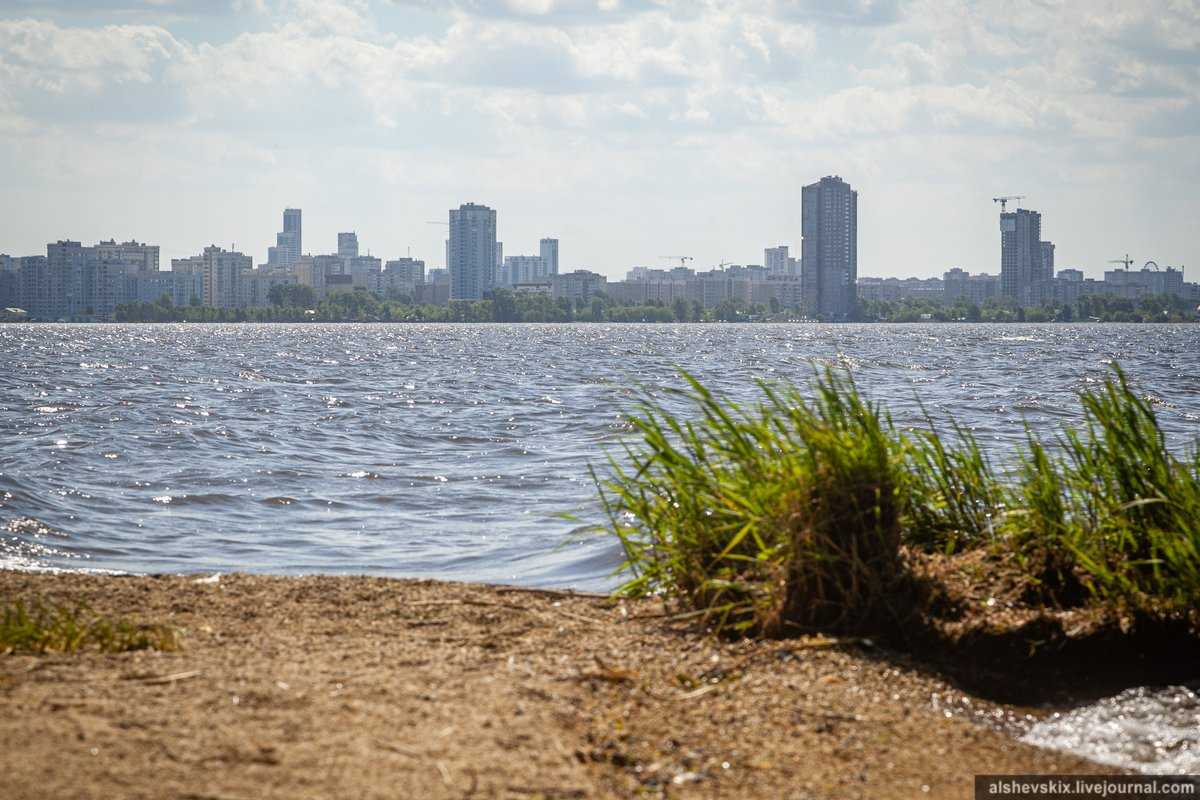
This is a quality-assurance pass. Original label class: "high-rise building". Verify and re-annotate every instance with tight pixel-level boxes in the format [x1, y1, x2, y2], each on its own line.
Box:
[0, 255, 18, 309]
[2, 240, 174, 320]
[348, 255, 381, 290]
[550, 270, 606, 303]
[503, 255, 547, 286]
[999, 208, 1042, 303]
[273, 208, 302, 268]
[943, 267, 1001, 304]
[293, 255, 325, 297]
[129, 270, 202, 307]
[1041, 241, 1055, 276]
[46, 241, 87, 319]
[764, 246, 790, 276]
[381, 258, 425, 290]
[801, 175, 858, 320]
[448, 203, 497, 300]
[380, 257, 425, 297]
[384, 257, 426, 285]
[539, 238, 559, 276]
[94, 240, 160, 272]
[1104, 263, 1185, 296]
[15, 256, 52, 319]
[175, 246, 252, 309]
[338, 232, 359, 260]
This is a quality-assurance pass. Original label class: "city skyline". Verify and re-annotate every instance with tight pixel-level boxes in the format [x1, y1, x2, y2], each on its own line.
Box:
[0, 184, 1186, 287]
[0, 192, 1188, 290]
[0, 1, 1196, 280]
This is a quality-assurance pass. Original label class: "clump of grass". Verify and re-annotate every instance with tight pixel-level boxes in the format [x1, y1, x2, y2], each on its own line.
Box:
[0, 597, 180, 655]
[902, 418, 1004, 552]
[597, 369, 907, 636]
[596, 365, 1200, 637]
[1008, 368, 1200, 610]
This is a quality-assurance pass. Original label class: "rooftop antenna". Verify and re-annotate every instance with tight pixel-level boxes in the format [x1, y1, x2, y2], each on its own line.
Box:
[992, 195, 1026, 213]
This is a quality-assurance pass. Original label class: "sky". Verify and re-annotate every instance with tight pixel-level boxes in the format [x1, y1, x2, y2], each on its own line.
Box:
[0, 0, 1197, 280]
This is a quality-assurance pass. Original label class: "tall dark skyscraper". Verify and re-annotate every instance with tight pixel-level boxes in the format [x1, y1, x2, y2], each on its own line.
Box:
[801, 175, 858, 320]
[338, 232, 359, 260]
[448, 203, 497, 300]
[272, 208, 302, 268]
[1000, 208, 1043, 303]
[539, 238, 559, 276]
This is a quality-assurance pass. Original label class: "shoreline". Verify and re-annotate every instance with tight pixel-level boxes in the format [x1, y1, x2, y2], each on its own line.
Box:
[1, 571, 1123, 799]
[5, 319, 1200, 324]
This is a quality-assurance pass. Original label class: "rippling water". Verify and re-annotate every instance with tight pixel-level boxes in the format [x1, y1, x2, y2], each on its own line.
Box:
[3, 322, 1199, 588]
[1022, 686, 1200, 774]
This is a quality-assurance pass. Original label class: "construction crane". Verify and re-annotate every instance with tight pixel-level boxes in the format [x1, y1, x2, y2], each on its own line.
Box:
[1109, 255, 1134, 271]
[992, 195, 1026, 213]
[717, 260, 734, 269]
[660, 256, 694, 268]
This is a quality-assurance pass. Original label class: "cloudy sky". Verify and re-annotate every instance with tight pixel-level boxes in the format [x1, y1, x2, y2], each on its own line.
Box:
[0, 0, 1196, 279]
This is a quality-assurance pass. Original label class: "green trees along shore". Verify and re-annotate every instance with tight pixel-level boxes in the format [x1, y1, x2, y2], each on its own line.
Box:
[858, 293, 1199, 323]
[109, 287, 1200, 324]
[115, 288, 685, 324]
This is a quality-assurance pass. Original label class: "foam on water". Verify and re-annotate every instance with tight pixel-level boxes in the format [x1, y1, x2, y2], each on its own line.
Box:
[1022, 686, 1200, 774]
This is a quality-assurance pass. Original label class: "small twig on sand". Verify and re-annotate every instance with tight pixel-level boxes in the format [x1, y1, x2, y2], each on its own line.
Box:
[492, 586, 606, 600]
[679, 683, 720, 700]
[124, 670, 201, 685]
[375, 740, 422, 758]
[461, 599, 530, 612]
[506, 786, 587, 799]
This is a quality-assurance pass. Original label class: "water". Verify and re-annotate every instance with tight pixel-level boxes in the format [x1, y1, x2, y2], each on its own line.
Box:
[3, 322, 1199, 585]
[3, 322, 1199, 771]
[1022, 686, 1200, 774]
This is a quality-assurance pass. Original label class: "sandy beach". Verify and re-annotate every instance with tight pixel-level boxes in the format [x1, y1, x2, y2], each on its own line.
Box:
[0, 570, 1125, 799]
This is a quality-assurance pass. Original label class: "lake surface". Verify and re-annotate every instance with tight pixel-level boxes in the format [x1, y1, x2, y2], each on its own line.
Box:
[3, 322, 1200, 587]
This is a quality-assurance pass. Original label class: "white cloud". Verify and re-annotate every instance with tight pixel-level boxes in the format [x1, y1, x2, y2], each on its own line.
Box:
[0, 0, 1196, 277]
[0, 18, 186, 88]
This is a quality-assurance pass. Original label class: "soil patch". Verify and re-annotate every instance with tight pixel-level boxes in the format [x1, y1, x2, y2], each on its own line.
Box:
[1, 571, 1122, 800]
[903, 549, 1200, 705]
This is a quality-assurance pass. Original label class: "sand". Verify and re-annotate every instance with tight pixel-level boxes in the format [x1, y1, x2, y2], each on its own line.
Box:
[0, 571, 1117, 799]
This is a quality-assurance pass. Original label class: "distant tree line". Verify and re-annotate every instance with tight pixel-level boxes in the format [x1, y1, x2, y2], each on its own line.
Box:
[113, 288, 1200, 324]
[116, 288, 730, 324]
[856, 293, 1199, 324]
